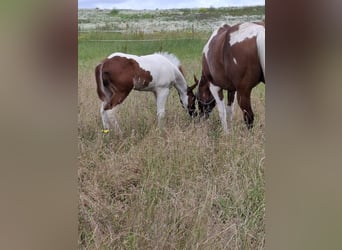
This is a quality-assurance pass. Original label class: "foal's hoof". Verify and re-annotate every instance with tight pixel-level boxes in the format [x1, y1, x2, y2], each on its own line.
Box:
[102, 129, 110, 134]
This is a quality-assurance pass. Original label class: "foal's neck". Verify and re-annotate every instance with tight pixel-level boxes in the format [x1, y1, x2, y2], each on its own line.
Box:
[174, 73, 189, 109]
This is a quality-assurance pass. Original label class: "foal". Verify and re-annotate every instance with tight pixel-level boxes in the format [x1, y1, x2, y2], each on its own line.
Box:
[95, 52, 197, 133]
[195, 22, 265, 133]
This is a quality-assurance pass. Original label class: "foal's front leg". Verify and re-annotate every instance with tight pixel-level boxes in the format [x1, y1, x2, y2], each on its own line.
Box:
[209, 84, 229, 133]
[154, 88, 170, 128]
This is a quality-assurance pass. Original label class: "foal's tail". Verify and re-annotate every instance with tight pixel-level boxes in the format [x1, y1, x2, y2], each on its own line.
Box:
[256, 27, 265, 79]
[95, 62, 106, 101]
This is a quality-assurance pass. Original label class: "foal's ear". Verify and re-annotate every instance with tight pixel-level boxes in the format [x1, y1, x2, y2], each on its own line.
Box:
[193, 75, 199, 84]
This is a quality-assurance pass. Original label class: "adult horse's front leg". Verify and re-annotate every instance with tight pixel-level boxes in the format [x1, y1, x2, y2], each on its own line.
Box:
[209, 84, 228, 133]
[227, 90, 236, 123]
[155, 88, 170, 128]
[237, 89, 254, 129]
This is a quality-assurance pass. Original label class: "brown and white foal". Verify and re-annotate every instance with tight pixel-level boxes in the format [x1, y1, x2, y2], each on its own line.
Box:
[95, 52, 197, 134]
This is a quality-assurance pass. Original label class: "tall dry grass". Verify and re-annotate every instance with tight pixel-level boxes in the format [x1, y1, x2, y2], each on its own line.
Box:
[78, 65, 265, 249]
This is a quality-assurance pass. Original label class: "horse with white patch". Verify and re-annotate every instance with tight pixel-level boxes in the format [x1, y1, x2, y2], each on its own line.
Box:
[194, 21, 265, 133]
[95, 52, 197, 133]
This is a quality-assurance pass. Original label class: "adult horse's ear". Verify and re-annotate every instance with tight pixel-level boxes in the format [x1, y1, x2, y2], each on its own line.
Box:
[193, 75, 199, 84]
[188, 82, 198, 91]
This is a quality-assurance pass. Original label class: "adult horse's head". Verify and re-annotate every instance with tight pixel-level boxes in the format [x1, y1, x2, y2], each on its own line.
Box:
[194, 75, 216, 118]
[186, 81, 198, 117]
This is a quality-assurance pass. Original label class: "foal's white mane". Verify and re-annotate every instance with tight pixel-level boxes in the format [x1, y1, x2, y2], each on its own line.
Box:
[155, 52, 181, 68]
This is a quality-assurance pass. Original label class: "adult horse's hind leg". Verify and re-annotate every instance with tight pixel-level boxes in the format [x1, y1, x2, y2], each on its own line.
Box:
[237, 89, 254, 129]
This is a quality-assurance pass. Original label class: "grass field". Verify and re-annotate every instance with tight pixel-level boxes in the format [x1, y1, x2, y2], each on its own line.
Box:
[78, 8, 265, 249]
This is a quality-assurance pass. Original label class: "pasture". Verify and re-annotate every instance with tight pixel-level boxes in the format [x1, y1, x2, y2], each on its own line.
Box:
[78, 7, 265, 249]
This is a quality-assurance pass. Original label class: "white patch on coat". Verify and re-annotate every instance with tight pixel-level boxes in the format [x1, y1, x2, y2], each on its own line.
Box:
[203, 24, 225, 59]
[132, 75, 147, 89]
[233, 57, 238, 65]
[256, 29, 265, 77]
[209, 83, 229, 133]
[229, 22, 265, 46]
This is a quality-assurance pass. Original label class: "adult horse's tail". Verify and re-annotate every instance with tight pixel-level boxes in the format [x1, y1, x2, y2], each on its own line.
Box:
[256, 27, 265, 79]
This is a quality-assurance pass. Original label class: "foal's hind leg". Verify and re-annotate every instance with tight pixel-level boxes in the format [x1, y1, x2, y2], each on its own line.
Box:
[100, 102, 122, 134]
[237, 90, 254, 129]
[100, 90, 131, 134]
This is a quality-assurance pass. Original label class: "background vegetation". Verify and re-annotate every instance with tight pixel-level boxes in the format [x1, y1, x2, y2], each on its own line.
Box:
[78, 6, 265, 32]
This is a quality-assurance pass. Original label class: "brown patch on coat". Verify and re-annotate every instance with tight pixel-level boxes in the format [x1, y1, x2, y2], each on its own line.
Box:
[95, 56, 153, 110]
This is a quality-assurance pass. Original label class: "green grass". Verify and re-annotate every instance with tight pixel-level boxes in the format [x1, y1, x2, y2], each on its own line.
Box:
[78, 29, 265, 249]
[78, 31, 208, 73]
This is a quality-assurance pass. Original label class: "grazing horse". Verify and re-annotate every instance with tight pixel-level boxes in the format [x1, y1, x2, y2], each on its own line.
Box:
[95, 52, 197, 133]
[195, 22, 265, 133]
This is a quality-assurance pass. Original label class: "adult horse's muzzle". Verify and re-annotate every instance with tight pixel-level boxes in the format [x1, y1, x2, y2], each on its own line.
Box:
[197, 97, 215, 119]
[189, 109, 198, 118]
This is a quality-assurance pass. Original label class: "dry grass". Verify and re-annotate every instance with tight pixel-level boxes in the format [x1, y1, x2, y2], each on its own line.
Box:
[78, 66, 265, 249]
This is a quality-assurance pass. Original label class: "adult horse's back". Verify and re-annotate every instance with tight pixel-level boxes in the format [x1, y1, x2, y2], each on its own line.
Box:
[196, 22, 265, 133]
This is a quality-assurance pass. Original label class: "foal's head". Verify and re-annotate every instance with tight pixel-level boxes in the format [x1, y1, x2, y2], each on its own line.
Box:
[186, 82, 198, 117]
[194, 75, 216, 118]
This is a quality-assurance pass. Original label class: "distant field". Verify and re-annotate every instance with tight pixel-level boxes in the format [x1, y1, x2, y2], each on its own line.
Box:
[78, 6, 265, 32]
[79, 7, 265, 249]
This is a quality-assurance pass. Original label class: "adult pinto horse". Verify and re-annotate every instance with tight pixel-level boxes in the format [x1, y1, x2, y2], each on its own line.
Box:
[195, 22, 265, 133]
[95, 52, 197, 134]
